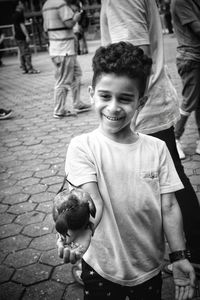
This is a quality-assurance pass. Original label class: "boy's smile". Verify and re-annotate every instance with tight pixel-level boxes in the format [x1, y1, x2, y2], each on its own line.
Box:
[90, 73, 140, 143]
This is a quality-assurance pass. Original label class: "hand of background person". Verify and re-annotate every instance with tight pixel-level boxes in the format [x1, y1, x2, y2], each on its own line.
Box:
[57, 227, 92, 264]
[172, 259, 196, 300]
[26, 35, 30, 43]
[73, 11, 82, 23]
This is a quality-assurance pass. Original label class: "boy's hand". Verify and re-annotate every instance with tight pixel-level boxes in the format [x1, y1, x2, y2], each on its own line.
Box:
[57, 227, 92, 264]
[172, 259, 196, 300]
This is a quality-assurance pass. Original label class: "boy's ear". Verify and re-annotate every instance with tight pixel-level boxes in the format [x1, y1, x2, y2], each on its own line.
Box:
[88, 85, 95, 104]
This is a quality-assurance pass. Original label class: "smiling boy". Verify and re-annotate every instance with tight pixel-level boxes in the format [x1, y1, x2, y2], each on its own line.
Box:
[57, 42, 195, 300]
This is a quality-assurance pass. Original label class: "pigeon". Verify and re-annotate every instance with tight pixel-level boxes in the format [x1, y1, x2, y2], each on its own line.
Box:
[52, 180, 96, 238]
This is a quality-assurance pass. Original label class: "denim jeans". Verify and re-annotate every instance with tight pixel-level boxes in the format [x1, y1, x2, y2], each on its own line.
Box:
[175, 58, 200, 139]
[16, 39, 33, 72]
[81, 260, 162, 300]
[150, 127, 200, 262]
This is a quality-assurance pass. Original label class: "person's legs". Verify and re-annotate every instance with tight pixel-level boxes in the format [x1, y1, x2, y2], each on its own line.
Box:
[81, 260, 127, 300]
[23, 40, 33, 71]
[16, 40, 27, 72]
[51, 55, 76, 116]
[150, 127, 200, 262]
[71, 56, 82, 108]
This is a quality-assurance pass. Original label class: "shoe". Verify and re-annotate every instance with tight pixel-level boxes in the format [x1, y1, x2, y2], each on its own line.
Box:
[176, 139, 186, 159]
[0, 109, 12, 120]
[195, 140, 200, 155]
[27, 69, 40, 74]
[22, 69, 28, 74]
[74, 102, 92, 113]
[53, 110, 77, 118]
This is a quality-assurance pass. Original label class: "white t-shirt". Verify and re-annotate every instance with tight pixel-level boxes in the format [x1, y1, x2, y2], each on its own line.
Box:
[101, 0, 180, 134]
[65, 129, 183, 286]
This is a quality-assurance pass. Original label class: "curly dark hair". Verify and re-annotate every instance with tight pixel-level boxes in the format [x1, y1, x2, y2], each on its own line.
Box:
[92, 42, 152, 97]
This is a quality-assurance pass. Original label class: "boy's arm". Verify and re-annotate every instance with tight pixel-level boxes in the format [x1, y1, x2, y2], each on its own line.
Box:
[57, 181, 103, 264]
[162, 192, 196, 300]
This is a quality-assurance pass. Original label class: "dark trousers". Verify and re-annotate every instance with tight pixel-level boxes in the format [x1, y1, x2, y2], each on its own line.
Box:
[175, 59, 200, 139]
[81, 260, 162, 300]
[16, 39, 33, 72]
[150, 127, 200, 261]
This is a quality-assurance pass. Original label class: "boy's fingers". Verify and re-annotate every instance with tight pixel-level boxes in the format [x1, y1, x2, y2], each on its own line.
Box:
[63, 247, 71, 263]
[70, 251, 77, 265]
[56, 238, 64, 258]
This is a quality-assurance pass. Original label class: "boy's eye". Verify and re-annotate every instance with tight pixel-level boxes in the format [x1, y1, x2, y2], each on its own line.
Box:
[119, 97, 133, 103]
[99, 94, 111, 100]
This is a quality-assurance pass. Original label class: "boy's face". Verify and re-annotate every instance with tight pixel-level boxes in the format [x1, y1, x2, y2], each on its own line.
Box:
[90, 73, 140, 142]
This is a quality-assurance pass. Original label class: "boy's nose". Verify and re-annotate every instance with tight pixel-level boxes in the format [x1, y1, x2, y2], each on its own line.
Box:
[108, 99, 120, 113]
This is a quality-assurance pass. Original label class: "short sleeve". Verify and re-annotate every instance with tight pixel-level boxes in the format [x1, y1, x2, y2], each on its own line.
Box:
[65, 137, 97, 187]
[58, 1, 74, 22]
[175, 0, 198, 25]
[158, 142, 184, 194]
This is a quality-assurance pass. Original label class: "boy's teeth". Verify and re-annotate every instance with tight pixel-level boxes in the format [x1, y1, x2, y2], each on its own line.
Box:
[106, 116, 120, 121]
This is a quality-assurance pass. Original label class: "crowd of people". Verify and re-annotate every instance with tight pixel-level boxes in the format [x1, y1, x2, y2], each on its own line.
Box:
[1, 0, 200, 299]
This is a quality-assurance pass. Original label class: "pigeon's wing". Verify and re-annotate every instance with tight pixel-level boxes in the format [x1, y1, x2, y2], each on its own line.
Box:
[88, 198, 96, 218]
[52, 190, 71, 222]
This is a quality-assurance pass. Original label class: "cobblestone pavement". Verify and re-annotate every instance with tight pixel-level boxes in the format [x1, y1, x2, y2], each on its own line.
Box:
[0, 36, 200, 300]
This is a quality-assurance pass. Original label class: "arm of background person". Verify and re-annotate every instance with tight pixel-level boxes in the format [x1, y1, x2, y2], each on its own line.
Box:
[63, 11, 82, 29]
[20, 22, 30, 43]
[162, 192, 195, 300]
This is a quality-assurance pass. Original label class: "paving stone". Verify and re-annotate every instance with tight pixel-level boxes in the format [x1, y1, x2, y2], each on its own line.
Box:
[40, 176, 63, 186]
[0, 213, 16, 225]
[23, 280, 65, 300]
[22, 219, 54, 237]
[190, 175, 200, 186]
[0, 265, 15, 283]
[36, 201, 53, 214]
[51, 263, 75, 284]
[16, 177, 40, 187]
[34, 169, 58, 179]
[0, 179, 17, 189]
[15, 211, 45, 226]
[0, 252, 7, 264]
[23, 184, 47, 194]
[0, 282, 25, 300]
[1, 185, 23, 196]
[10, 171, 33, 180]
[30, 233, 56, 251]
[39, 249, 63, 266]
[0, 203, 8, 213]
[12, 263, 52, 285]
[47, 183, 62, 193]
[64, 283, 84, 300]
[7, 202, 37, 215]
[4, 248, 41, 268]
[2, 193, 30, 205]
[30, 192, 54, 203]
[0, 223, 22, 238]
[0, 235, 31, 253]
